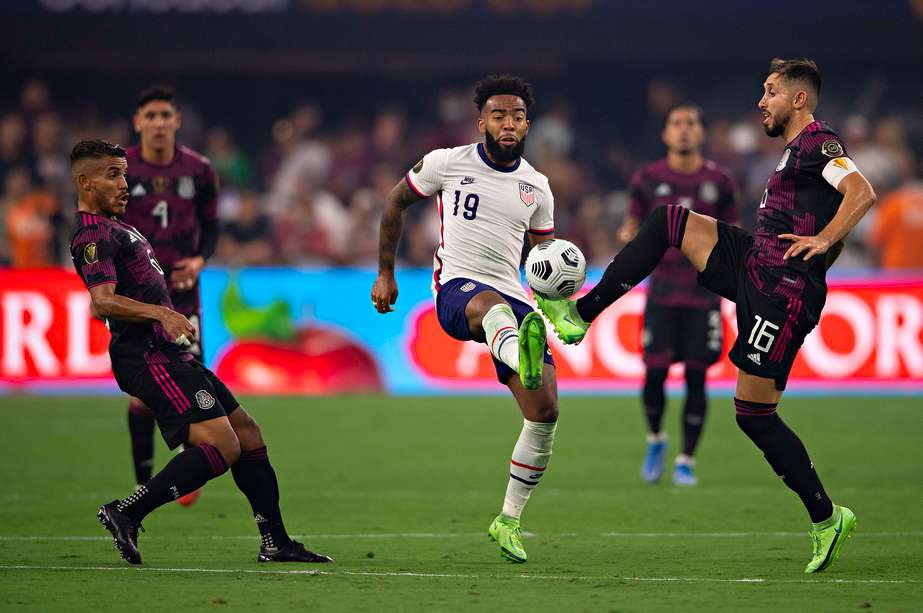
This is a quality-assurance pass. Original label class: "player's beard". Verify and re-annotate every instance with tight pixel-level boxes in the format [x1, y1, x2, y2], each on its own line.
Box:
[485, 131, 526, 163]
[764, 109, 789, 137]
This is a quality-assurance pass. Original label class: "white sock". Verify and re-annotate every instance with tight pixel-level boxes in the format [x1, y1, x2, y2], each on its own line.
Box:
[502, 419, 557, 519]
[482, 303, 520, 374]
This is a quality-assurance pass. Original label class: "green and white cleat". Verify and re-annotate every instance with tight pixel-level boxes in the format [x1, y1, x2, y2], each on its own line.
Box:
[488, 514, 527, 563]
[804, 505, 857, 573]
[534, 295, 589, 345]
[518, 312, 547, 390]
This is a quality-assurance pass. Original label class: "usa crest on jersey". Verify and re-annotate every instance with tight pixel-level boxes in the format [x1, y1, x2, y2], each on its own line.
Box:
[519, 183, 535, 206]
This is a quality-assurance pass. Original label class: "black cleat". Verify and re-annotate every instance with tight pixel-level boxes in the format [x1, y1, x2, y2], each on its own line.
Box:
[258, 539, 334, 563]
[97, 501, 143, 565]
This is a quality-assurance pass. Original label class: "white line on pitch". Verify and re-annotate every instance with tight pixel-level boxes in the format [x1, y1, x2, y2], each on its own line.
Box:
[1, 531, 920, 542]
[0, 565, 916, 585]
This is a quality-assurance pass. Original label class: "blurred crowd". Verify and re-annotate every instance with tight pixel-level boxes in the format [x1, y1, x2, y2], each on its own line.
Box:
[2, 77, 922, 272]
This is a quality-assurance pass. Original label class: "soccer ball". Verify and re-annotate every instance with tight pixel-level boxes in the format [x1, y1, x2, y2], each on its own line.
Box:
[525, 239, 587, 300]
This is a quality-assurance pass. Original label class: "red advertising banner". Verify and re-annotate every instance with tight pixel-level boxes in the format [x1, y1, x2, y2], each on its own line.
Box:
[0, 269, 113, 390]
[408, 278, 923, 392]
[1, 268, 921, 393]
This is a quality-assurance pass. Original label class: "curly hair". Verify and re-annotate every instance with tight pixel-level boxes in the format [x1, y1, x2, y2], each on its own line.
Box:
[473, 74, 535, 111]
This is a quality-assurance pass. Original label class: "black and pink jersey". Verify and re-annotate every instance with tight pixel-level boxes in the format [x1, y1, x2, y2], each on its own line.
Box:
[123, 145, 219, 281]
[70, 211, 192, 361]
[629, 159, 739, 308]
[747, 121, 848, 300]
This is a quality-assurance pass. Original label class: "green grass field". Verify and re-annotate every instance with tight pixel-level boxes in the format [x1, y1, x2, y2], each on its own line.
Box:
[0, 394, 920, 612]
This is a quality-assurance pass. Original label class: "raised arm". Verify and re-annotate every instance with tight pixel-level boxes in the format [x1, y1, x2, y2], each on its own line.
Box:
[371, 179, 424, 313]
[89, 282, 196, 343]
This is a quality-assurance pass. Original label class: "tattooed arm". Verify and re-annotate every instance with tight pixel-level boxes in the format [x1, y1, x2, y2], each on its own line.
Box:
[371, 180, 424, 313]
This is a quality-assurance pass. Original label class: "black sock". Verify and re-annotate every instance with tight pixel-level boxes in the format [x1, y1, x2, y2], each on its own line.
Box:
[117, 444, 228, 522]
[231, 447, 291, 549]
[577, 205, 689, 322]
[734, 399, 834, 523]
[682, 368, 707, 456]
[128, 403, 156, 485]
[642, 367, 668, 434]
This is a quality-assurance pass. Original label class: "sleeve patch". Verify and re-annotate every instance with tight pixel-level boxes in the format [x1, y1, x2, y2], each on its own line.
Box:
[84, 243, 98, 264]
[412, 158, 424, 174]
[821, 140, 844, 157]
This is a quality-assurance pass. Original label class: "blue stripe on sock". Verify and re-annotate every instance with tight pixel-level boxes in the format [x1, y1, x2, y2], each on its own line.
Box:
[510, 473, 540, 486]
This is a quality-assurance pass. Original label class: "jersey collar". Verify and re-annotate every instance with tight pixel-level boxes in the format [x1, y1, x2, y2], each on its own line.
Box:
[477, 143, 521, 173]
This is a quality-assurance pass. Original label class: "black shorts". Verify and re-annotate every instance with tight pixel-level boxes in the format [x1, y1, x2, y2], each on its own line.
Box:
[112, 354, 239, 450]
[170, 288, 203, 359]
[641, 302, 723, 369]
[697, 222, 823, 390]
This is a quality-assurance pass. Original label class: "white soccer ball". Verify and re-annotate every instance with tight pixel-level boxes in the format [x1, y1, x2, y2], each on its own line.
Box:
[525, 239, 587, 300]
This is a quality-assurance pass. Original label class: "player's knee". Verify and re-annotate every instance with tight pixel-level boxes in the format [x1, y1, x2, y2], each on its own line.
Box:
[233, 411, 265, 449]
[532, 398, 558, 423]
[215, 436, 241, 466]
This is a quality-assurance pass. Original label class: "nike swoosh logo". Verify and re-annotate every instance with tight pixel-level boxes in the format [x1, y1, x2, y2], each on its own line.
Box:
[562, 315, 575, 326]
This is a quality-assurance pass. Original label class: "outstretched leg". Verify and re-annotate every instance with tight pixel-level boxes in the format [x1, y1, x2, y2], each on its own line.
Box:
[578, 206, 717, 322]
[538, 206, 718, 343]
[98, 416, 237, 564]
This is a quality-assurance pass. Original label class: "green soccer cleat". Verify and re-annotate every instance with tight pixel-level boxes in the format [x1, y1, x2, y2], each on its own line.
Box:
[804, 505, 857, 573]
[488, 514, 527, 563]
[534, 295, 589, 345]
[518, 312, 547, 390]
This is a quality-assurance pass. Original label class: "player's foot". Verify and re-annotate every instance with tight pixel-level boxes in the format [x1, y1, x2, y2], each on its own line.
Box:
[97, 501, 143, 565]
[518, 312, 547, 390]
[672, 455, 698, 486]
[258, 539, 334, 563]
[804, 505, 856, 573]
[488, 514, 527, 563]
[176, 488, 202, 507]
[534, 296, 588, 345]
[641, 435, 667, 483]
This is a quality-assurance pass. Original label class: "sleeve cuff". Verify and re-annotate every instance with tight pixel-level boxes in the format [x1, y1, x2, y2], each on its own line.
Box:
[528, 227, 555, 235]
[404, 172, 431, 199]
[85, 279, 117, 289]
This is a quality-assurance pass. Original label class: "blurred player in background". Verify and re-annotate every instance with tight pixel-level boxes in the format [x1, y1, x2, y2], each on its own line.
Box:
[539, 58, 876, 573]
[122, 86, 219, 505]
[618, 102, 739, 486]
[70, 140, 331, 565]
[372, 75, 556, 564]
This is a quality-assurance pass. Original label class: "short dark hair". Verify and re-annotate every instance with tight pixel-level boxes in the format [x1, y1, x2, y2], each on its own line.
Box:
[70, 139, 126, 167]
[473, 74, 535, 112]
[664, 101, 706, 128]
[769, 57, 822, 97]
[136, 85, 176, 109]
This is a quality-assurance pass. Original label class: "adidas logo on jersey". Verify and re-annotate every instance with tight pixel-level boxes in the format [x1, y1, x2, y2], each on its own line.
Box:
[747, 353, 761, 365]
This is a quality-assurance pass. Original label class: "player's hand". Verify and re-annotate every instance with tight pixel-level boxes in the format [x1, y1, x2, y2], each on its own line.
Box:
[371, 274, 398, 314]
[158, 308, 197, 345]
[171, 256, 205, 292]
[778, 234, 832, 262]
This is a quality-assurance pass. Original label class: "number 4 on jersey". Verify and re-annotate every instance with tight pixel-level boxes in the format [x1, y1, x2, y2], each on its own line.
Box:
[152, 200, 169, 228]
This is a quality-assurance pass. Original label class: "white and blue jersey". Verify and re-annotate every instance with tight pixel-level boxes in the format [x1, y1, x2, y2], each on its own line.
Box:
[404, 143, 555, 303]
